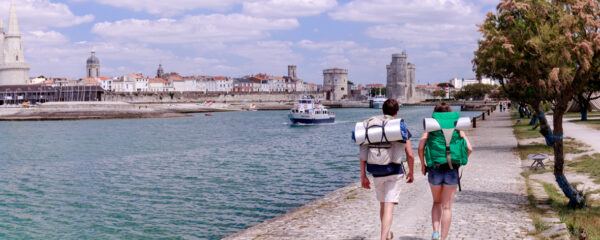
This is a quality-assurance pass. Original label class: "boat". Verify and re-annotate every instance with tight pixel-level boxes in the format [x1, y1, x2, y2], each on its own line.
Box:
[370, 95, 387, 109]
[205, 113, 214, 116]
[288, 97, 335, 124]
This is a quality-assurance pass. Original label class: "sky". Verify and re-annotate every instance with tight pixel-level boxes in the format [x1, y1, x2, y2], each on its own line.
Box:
[5, 0, 499, 85]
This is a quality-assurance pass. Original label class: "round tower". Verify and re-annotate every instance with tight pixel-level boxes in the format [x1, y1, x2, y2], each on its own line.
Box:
[156, 64, 164, 78]
[86, 51, 100, 78]
[323, 68, 348, 101]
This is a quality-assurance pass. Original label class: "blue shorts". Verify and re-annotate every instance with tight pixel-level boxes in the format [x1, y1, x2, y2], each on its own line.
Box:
[427, 167, 459, 186]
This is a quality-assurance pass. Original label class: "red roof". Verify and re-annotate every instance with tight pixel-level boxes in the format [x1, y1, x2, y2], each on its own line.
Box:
[214, 76, 227, 80]
[366, 84, 385, 88]
[149, 78, 168, 83]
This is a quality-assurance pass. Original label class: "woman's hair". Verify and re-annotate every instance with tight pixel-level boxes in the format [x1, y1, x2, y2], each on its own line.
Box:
[433, 102, 452, 112]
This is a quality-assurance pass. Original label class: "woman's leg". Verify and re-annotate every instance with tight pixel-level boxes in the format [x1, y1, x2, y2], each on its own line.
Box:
[429, 184, 443, 234]
[440, 185, 458, 240]
[380, 202, 395, 240]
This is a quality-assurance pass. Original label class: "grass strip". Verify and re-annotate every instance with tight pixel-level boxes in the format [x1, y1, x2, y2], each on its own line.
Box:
[568, 153, 600, 184]
[541, 183, 600, 239]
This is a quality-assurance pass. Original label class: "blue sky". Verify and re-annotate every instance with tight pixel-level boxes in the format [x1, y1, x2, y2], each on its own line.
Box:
[6, 0, 498, 85]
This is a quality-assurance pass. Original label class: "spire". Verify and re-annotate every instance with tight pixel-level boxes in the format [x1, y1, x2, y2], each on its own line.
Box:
[7, 0, 19, 35]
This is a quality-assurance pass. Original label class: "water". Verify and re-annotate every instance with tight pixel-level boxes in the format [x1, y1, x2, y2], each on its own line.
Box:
[0, 106, 481, 239]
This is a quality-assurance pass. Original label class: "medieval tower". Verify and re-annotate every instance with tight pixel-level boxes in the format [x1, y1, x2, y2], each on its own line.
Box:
[0, 1, 30, 85]
[86, 51, 100, 78]
[323, 68, 348, 101]
[386, 51, 416, 103]
[288, 65, 297, 79]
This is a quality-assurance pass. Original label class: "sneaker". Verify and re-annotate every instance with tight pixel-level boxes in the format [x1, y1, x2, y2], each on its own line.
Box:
[386, 231, 394, 240]
[431, 231, 440, 240]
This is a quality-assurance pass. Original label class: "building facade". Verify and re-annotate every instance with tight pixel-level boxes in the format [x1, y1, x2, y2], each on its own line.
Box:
[449, 77, 497, 89]
[323, 68, 348, 101]
[0, 1, 30, 86]
[86, 51, 100, 78]
[386, 51, 416, 103]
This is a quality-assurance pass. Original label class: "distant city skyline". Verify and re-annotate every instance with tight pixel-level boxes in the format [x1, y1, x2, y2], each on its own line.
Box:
[8, 0, 497, 84]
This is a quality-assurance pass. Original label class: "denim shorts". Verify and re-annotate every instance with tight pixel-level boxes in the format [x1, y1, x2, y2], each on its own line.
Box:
[427, 167, 458, 186]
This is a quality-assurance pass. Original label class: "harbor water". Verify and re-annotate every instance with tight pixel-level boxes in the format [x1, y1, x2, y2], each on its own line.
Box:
[0, 106, 482, 239]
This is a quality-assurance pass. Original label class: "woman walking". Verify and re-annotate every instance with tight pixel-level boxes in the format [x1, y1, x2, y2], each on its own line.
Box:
[418, 103, 472, 240]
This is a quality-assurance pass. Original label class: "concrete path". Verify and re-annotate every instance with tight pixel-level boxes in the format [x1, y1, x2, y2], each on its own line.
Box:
[226, 111, 533, 240]
[554, 117, 600, 153]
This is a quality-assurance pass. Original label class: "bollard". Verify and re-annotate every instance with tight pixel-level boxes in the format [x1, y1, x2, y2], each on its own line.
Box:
[473, 117, 477, 128]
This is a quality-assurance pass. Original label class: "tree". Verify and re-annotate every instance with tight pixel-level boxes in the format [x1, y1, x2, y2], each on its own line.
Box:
[437, 83, 454, 88]
[433, 89, 447, 99]
[573, 76, 600, 120]
[473, 0, 600, 208]
[462, 83, 494, 100]
[370, 87, 386, 96]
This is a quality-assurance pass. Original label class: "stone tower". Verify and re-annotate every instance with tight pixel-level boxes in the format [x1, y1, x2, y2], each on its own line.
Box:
[386, 51, 416, 103]
[322, 68, 348, 101]
[86, 51, 100, 78]
[0, 1, 30, 85]
[156, 64, 164, 78]
[288, 65, 297, 79]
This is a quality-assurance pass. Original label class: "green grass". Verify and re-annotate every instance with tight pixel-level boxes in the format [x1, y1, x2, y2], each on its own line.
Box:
[517, 139, 588, 160]
[542, 183, 600, 239]
[564, 111, 600, 118]
[569, 119, 600, 131]
[568, 154, 600, 184]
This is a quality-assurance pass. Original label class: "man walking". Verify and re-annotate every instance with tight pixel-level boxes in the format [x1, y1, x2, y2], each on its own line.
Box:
[359, 99, 415, 240]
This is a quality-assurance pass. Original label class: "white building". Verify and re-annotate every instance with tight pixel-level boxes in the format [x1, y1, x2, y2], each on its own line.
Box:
[0, 1, 30, 85]
[450, 77, 498, 89]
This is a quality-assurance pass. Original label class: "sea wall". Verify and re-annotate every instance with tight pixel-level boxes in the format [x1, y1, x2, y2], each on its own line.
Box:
[103, 92, 325, 103]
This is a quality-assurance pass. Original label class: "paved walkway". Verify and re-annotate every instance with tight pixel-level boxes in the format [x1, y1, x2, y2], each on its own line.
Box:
[226, 111, 533, 240]
[552, 117, 600, 153]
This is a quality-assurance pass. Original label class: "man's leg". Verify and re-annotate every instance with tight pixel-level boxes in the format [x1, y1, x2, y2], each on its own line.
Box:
[380, 202, 395, 240]
[429, 184, 443, 234]
[440, 185, 458, 240]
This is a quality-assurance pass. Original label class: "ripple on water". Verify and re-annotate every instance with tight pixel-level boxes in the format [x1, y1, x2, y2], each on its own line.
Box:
[0, 107, 482, 239]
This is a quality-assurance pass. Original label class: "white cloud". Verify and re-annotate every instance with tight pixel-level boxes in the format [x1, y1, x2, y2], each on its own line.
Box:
[229, 41, 302, 76]
[91, 0, 244, 16]
[297, 40, 357, 54]
[365, 23, 478, 48]
[91, 14, 299, 44]
[243, 0, 337, 18]
[0, 0, 93, 30]
[329, 0, 477, 24]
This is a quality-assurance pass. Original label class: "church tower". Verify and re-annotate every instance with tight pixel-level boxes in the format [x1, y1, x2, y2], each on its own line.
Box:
[86, 51, 100, 78]
[156, 64, 164, 78]
[0, 0, 30, 85]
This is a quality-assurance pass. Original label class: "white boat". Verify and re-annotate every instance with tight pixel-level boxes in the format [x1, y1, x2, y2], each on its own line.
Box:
[370, 95, 387, 109]
[288, 97, 335, 124]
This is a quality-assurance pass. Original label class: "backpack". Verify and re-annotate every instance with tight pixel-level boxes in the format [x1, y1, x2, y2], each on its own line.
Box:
[423, 112, 470, 169]
[362, 115, 407, 166]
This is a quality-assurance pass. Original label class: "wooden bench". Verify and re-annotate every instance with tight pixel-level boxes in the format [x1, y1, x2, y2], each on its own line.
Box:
[528, 153, 548, 170]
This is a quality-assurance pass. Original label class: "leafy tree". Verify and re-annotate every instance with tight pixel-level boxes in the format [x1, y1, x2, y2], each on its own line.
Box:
[370, 88, 386, 96]
[463, 83, 494, 100]
[473, 0, 600, 208]
[437, 83, 454, 88]
[433, 89, 447, 99]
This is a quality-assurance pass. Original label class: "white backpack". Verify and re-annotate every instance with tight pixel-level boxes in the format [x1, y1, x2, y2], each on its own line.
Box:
[363, 116, 406, 165]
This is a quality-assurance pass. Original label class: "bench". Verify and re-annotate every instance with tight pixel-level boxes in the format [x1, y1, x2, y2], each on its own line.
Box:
[528, 153, 548, 170]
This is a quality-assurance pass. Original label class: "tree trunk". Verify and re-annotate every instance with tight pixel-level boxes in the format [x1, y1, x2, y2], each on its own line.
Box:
[552, 108, 586, 208]
[577, 94, 589, 121]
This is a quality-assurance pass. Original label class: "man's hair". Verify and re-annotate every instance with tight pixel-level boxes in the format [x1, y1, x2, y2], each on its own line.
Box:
[383, 99, 399, 116]
[434, 102, 452, 112]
